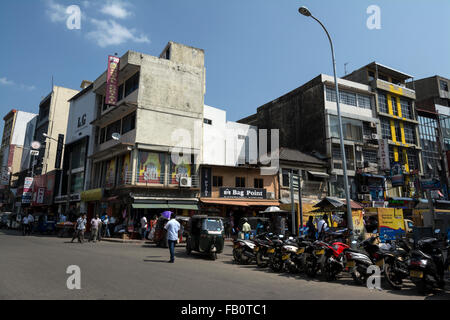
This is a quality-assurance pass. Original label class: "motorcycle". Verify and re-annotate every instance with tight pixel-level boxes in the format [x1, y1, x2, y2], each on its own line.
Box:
[345, 237, 378, 285]
[253, 233, 276, 268]
[408, 231, 447, 294]
[267, 235, 288, 272]
[381, 237, 412, 290]
[233, 238, 257, 265]
[284, 236, 312, 274]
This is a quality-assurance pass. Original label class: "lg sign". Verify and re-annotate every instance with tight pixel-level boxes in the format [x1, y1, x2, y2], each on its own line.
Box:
[77, 114, 86, 128]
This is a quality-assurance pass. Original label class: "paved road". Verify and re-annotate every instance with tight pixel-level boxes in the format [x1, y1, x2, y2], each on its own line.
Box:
[0, 230, 449, 300]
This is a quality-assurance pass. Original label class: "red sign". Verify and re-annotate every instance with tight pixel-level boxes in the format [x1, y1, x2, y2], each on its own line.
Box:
[105, 56, 120, 106]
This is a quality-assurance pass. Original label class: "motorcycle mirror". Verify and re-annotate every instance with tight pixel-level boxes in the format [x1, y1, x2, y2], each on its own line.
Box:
[409, 238, 414, 244]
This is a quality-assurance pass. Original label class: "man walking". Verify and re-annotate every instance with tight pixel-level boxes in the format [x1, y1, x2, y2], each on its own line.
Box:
[22, 214, 28, 236]
[71, 214, 87, 243]
[164, 213, 180, 263]
[140, 215, 148, 240]
[101, 213, 110, 238]
[27, 213, 34, 235]
[90, 214, 101, 242]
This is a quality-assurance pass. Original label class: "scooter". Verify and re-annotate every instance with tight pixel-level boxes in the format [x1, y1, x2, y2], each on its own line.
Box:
[233, 238, 257, 265]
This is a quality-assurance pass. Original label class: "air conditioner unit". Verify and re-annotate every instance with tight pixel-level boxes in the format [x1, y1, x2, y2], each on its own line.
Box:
[370, 122, 377, 128]
[356, 161, 364, 168]
[363, 135, 371, 140]
[267, 192, 275, 200]
[356, 146, 363, 152]
[179, 177, 192, 188]
[358, 194, 365, 200]
[371, 134, 379, 140]
[361, 185, 370, 193]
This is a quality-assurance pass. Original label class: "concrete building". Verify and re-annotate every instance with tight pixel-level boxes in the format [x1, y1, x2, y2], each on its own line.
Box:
[239, 74, 384, 204]
[0, 109, 37, 211]
[86, 42, 205, 232]
[343, 62, 423, 199]
[55, 81, 96, 215]
[408, 75, 450, 199]
[29, 86, 79, 211]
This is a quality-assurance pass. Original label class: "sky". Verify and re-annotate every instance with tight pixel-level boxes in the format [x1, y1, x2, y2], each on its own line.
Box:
[1, 0, 450, 136]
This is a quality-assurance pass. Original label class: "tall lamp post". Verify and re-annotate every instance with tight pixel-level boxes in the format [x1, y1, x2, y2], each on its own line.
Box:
[298, 6, 354, 235]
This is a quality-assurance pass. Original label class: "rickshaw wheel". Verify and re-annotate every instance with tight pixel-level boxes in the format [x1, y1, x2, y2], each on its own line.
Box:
[211, 252, 217, 261]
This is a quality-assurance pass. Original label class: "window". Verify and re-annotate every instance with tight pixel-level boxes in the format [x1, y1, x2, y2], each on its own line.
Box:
[213, 176, 223, 187]
[378, 93, 388, 113]
[106, 120, 121, 141]
[326, 87, 371, 109]
[391, 97, 398, 116]
[403, 123, 416, 145]
[330, 115, 363, 142]
[407, 149, 418, 171]
[282, 169, 290, 187]
[357, 94, 372, 109]
[326, 87, 337, 102]
[254, 178, 264, 189]
[340, 91, 357, 106]
[363, 149, 378, 164]
[400, 99, 412, 119]
[99, 127, 106, 144]
[440, 80, 449, 92]
[122, 112, 136, 134]
[118, 83, 124, 101]
[381, 118, 391, 140]
[204, 118, 212, 125]
[164, 47, 171, 60]
[124, 72, 139, 97]
[394, 121, 402, 142]
[235, 177, 245, 188]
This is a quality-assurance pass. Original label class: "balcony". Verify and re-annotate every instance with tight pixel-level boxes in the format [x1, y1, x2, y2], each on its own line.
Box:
[104, 172, 200, 189]
[373, 79, 416, 100]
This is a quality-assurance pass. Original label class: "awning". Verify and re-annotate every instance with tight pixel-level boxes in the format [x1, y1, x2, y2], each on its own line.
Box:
[361, 173, 386, 179]
[308, 171, 330, 178]
[168, 204, 199, 210]
[132, 204, 169, 209]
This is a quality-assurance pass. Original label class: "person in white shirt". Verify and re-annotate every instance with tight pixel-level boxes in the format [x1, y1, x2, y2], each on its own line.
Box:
[317, 214, 329, 240]
[22, 215, 29, 236]
[71, 214, 87, 243]
[164, 214, 181, 263]
[90, 214, 102, 242]
[140, 216, 148, 240]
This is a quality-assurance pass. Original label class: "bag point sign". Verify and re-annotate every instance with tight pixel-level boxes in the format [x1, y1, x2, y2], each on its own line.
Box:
[220, 187, 266, 199]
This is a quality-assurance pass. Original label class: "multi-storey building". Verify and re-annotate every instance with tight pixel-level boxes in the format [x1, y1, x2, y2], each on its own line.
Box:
[29, 86, 79, 211]
[239, 74, 383, 204]
[0, 109, 37, 211]
[408, 75, 450, 199]
[344, 62, 422, 198]
[86, 42, 205, 233]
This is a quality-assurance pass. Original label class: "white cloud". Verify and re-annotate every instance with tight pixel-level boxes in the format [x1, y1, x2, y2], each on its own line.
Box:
[0, 77, 14, 86]
[45, 0, 69, 23]
[100, 0, 132, 19]
[87, 19, 149, 47]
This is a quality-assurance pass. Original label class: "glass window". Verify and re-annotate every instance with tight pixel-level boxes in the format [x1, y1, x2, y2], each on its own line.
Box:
[236, 177, 245, 188]
[213, 176, 223, 187]
[357, 94, 372, 109]
[122, 112, 136, 134]
[363, 149, 378, 163]
[202, 219, 223, 232]
[400, 99, 412, 119]
[340, 91, 357, 106]
[254, 178, 264, 189]
[330, 115, 363, 142]
[391, 97, 398, 116]
[118, 83, 124, 101]
[440, 80, 449, 92]
[378, 93, 388, 113]
[99, 127, 106, 144]
[204, 118, 212, 125]
[326, 87, 337, 102]
[124, 72, 139, 97]
[106, 120, 121, 141]
[403, 123, 416, 145]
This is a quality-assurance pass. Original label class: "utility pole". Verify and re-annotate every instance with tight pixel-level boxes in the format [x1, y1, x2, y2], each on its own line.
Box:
[65, 151, 72, 216]
[289, 169, 296, 236]
[298, 172, 304, 234]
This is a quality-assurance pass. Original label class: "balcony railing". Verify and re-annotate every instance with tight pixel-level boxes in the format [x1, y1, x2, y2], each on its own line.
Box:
[302, 181, 328, 199]
[104, 172, 200, 189]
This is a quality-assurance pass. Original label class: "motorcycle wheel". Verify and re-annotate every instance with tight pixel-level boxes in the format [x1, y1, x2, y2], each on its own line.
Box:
[270, 258, 283, 272]
[321, 259, 335, 281]
[304, 254, 317, 278]
[256, 252, 267, 268]
[232, 248, 240, 264]
[351, 266, 367, 285]
[383, 263, 403, 290]
[211, 252, 217, 261]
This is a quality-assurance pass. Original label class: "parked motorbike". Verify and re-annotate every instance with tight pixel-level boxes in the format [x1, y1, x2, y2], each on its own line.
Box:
[267, 235, 288, 272]
[381, 237, 412, 290]
[408, 231, 447, 294]
[345, 237, 377, 285]
[253, 233, 276, 268]
[284, 236, 312, 274]
[233, 238, 257, 265]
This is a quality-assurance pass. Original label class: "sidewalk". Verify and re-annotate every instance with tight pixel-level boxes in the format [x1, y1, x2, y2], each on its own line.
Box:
[100, 237, 236, 244]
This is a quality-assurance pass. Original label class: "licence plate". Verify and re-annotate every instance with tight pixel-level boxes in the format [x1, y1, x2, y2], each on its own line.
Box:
[297, 248, 305, 254]
[376, 259, 384, 267]
[410, 270, 423, 278]
[267, 248, 275, 254]
[346, 261, 356, 268]
[282, 254, 290, 261]
[315, 249, 325, 256]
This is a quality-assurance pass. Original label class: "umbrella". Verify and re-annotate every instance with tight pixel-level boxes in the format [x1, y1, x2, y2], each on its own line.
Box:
[259, 206, 289, 214]
[161, 211, 172, 219]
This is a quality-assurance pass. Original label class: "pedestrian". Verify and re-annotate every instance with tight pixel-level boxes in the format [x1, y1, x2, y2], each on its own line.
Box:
[306, 216, 316, 240]
[256, 219, 264, 235]
[101, 213, 111, 238]
[317, 214, 329, 240]
[242, 218, 251, 239]
[90, 214, 101, 242]
[22, 214, 29, 236]
[164, 213, 181, 263]
[71, 214, 87, 243]
[140, 215, 148, 240]
[26, 213, 34, 235]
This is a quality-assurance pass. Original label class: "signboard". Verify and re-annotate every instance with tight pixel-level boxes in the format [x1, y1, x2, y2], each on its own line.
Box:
[22, 177, 34, 204]
[54, 134, 64, 169]
[36, 188, 45, 204]
[390, 162, 404, 187]
[377, 208, 406, 242]
[421, 178, 441, 191]
[378, 139, 390, 171]
[30, 150, 39, 156]
[201, 167, 212, 198]
[220, 187, 266, 199]
[105, 56, 120, 106]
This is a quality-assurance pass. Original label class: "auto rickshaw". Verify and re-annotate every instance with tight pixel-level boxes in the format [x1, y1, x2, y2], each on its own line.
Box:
[185, 215, 225, 260]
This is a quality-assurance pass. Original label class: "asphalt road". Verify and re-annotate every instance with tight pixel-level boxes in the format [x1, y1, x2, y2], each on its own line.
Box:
[0, 229, 449, 300]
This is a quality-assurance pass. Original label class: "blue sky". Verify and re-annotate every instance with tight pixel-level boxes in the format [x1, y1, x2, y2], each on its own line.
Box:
[1, 0, 450, 136]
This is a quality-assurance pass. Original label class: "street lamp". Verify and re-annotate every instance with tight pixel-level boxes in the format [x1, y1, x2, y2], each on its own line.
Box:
[298, 6, 354, 236]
